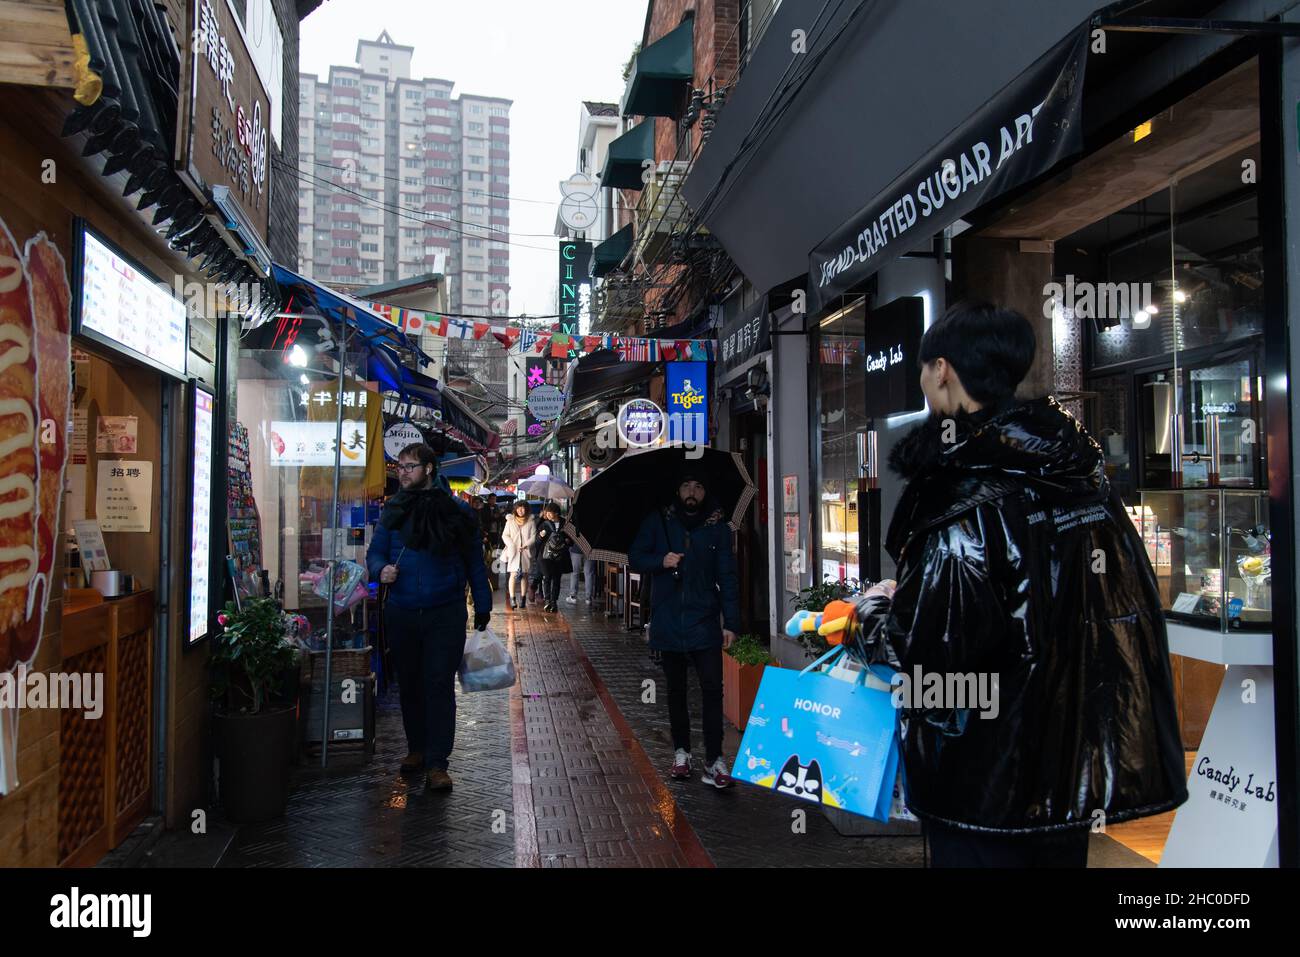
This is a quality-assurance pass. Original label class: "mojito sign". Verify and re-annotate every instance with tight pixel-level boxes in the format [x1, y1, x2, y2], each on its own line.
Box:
[177, 0, 272, 242]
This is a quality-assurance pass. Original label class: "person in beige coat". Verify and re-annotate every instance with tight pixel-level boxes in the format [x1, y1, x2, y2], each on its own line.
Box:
[500, 500, 537, 610]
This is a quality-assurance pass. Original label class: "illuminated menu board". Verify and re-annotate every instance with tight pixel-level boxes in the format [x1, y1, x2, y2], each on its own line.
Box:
[79, 226, 188, 377]
[189, 387, 215, 644]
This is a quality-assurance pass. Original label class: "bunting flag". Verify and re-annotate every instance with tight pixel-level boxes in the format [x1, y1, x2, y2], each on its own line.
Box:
[368, 298, 717, 361]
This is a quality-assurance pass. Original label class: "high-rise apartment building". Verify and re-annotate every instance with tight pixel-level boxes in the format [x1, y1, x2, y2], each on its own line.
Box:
[297, 32, 512, 421]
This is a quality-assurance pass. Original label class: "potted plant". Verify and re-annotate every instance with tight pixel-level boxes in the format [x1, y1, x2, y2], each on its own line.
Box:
[210, 597, 301, 825]
[723, 634, 776, 730]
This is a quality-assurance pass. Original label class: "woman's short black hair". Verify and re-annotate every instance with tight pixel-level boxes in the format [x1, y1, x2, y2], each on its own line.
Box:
[918, 301, 1037, 404]
[512, 500, 529, 514]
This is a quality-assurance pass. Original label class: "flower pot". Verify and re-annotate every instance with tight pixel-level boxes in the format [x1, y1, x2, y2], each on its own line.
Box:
[723, 655, 771, 730]
[214, 703, 298, 825]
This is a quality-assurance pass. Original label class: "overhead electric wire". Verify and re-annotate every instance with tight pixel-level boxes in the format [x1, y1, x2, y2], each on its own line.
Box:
[297, 155, 557, 205]
[274, 160, 560, 250]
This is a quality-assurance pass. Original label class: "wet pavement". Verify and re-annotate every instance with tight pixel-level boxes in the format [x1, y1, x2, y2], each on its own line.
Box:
[215, 588, 928, 868]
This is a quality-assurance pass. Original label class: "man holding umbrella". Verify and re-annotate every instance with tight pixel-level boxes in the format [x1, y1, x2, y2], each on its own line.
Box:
[629, 467, 741, 789]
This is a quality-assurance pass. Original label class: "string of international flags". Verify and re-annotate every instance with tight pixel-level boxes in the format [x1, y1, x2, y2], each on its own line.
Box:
[370, 302, 718, 361]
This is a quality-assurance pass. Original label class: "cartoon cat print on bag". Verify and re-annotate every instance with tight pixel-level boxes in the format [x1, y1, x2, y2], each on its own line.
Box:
[775, 755, 824, 803]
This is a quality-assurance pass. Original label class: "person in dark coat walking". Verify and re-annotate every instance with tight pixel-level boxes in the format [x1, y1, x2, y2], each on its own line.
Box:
[536, 502, 572, 613]
[872, 302, 1187, 866]
[367, 443, 492, 791]
[628, 470, 741, 789]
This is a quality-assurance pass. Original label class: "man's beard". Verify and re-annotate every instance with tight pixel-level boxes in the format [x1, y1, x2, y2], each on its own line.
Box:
[681, 497, 700, 513]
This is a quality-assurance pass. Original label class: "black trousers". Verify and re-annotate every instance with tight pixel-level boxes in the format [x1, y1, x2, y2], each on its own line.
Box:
[541, 560, 566, 604]
[661, 647, 724, 764]
[926, 821, 1090, 868]
[385, 601, 468, 770]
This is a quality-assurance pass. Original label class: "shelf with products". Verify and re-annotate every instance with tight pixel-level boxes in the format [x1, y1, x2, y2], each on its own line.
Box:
[1138, 489, 1270, 633]
[227, 422, 264, 599]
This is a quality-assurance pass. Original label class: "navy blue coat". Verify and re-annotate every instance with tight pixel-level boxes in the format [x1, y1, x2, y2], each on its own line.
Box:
[366, 500, 492, 615]
[628, 502, 740, 652]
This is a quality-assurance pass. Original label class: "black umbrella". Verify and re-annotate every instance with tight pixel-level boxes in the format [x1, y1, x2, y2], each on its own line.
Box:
[563, 447, 756, 563]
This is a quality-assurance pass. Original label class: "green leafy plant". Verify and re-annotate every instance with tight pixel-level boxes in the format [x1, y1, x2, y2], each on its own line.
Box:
[789, 577, 861, 657]
[725, 633, 775, 667]
[621, 42, 641, 81]
[209, 597, 299, 714]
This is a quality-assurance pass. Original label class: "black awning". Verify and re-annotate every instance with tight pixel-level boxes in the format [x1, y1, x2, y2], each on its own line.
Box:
[568, 349, 656, 404]
[600, 121, 655, 191]
[681, 0, 1106, 297]
[592, 224, 634, 277]
[621, 16, 694, 118]
[808, 26, 1089, 312]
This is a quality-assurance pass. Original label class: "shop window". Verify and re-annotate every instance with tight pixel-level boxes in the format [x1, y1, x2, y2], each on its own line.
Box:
[814, 297, 868, 584]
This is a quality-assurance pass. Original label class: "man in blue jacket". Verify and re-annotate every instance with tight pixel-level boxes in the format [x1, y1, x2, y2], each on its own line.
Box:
[628, 469, 740, 788]
[367, 443, 492, 790]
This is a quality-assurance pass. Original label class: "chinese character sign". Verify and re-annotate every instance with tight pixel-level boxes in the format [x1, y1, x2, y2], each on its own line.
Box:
[182, 0, 272, 242]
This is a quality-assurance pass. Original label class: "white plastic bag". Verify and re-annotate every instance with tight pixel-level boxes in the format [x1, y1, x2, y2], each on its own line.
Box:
[458, 627, 517, 692]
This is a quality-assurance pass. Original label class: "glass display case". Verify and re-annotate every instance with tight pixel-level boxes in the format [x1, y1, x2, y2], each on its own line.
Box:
[1132, 489, 1271, 632]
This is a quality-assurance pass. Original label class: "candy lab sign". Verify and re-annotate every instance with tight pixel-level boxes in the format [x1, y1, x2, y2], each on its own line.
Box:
[1161, 665, 1279, 867]
[177, 0, 272, 241]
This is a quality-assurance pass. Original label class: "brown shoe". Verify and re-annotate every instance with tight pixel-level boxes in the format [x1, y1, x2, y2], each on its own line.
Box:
[425, 769, 453, 791]
[399, 752, 423, 773]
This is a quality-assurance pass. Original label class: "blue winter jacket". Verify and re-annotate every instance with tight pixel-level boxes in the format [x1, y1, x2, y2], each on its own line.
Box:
[366, 499, 492, 614]
[627, 501, 741, 652]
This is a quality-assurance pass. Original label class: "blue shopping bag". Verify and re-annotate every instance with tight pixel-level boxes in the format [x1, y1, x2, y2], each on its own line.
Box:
[730, 647, 900, 821]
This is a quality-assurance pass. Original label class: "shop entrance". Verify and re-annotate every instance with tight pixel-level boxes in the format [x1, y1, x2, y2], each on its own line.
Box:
[733, 409, 769, 635]
[59, 346, 162, 865]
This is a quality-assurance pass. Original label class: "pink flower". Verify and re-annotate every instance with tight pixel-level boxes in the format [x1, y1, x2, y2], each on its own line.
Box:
[217, 613, 230, 627]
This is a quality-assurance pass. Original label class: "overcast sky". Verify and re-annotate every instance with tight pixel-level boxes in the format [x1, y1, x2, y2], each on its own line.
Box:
[300, 0, 647, 318]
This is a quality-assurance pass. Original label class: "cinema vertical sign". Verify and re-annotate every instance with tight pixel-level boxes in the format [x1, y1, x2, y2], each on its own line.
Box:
[176, 0, 272, 247]
[558, 240, 592, 337]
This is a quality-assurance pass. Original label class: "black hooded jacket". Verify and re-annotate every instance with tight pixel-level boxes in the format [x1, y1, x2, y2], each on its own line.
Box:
[882, 397, 1187, 833]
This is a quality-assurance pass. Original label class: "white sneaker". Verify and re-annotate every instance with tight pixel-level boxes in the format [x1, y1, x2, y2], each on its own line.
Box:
[670, 749, 691, 780]
[701, 757, 734, 789]
[565, 595, 578, 605]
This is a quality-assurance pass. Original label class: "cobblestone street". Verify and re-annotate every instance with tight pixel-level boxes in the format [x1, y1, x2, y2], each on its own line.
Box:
[218, 590, 926, 868]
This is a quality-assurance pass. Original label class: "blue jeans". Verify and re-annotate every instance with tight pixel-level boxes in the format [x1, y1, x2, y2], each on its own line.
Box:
[568, 550, 595, 600]
[385, 601, 468, 770]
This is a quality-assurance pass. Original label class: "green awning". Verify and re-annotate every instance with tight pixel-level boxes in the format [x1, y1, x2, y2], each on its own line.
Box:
[599, 121, 655, 191]
[621, 17, 694, 118]
[592, 224, 634, 277]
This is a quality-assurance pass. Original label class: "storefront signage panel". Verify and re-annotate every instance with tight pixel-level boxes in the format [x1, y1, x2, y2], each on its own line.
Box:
[189, 387, 215, 644]
[558, 241, 593, 337]
[862, 296, 925, 419]
[618, 399, 665, 447]
[177, 0, 272, 242]
[1161, 665, 1278, 867]
[268, 421, 368, 467]
[383, 421, 424, 461]
[718, 298, 770, 384]
[666, 361, 707, 444]
[76, 226, 188, 378]
[808, 28, 1089, 313]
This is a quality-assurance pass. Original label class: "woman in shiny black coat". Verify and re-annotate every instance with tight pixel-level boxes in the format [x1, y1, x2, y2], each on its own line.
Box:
[878, 302, 1187, 867]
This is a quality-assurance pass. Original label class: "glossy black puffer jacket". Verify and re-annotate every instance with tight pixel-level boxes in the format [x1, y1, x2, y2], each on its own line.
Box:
[882, 397, 1187, 833]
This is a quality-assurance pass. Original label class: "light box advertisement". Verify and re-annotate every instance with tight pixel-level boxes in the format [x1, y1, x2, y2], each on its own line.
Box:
[189, 387, 215, 644]
[268, 421, 368, 467]
[666, 361, 708, 445]
[77, 225, 188, 378]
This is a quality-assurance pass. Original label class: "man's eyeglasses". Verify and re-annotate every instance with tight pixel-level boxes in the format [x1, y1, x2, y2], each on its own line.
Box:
[396, 463, 425, 473]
